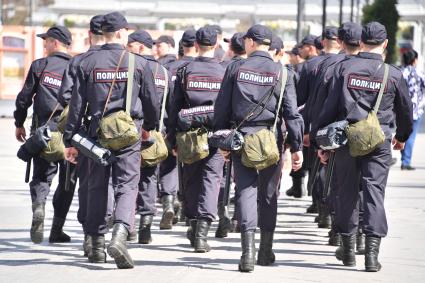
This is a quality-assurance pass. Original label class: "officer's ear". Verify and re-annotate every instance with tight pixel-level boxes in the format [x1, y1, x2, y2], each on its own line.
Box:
[382, 39, 388, 50]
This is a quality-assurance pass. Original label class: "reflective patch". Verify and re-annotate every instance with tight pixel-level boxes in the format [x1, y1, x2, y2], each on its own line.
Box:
[41, 72, 62, 89]
[93, 68, 128, 83]
[186, 76, 222, 91]
[237, 68, 276, 86]
[347, 74, 387, 92]
[155, 75, 166, 89]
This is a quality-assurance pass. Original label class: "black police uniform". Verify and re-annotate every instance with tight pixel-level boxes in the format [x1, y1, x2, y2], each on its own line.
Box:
[316, 22, 413, 271]
[14, 26, 75, 244]
[158, 54, 177, 69]
[168, 27, 225, 252]
[214, 25, 304, 271]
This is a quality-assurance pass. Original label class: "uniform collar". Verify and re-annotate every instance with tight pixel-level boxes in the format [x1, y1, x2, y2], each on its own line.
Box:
[141, 54, 156, 62]
[357, 52, 384, 61]
[88, 45, 102, 51]
[181, 56, 195, 61]
[249, 50, 273, 61]
[49, 52, 71, 60]
[101, 43, 125, 50]
[195, 56, 217, 62]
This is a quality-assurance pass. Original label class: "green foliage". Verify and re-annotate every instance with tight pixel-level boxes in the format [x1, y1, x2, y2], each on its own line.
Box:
[362, 0, 400, 63]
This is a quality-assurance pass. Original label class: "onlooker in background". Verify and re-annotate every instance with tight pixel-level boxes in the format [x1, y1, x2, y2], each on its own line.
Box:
[401, 49, 425, 170]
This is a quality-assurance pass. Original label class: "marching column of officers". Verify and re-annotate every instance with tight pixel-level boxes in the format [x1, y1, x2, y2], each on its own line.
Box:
[13, 11, 413, 272]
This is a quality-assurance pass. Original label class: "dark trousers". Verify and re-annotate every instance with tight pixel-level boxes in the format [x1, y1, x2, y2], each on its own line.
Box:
[333, 140, 391, 237]
[158, 154, 178, 197]
[137, 165, 158, 216]
[77, 155, 115, 232]
[183, 149, 224, 221]
[29, 157, 75, 219]
[86, 141, 141, 236]
[232, 152, 283, 233]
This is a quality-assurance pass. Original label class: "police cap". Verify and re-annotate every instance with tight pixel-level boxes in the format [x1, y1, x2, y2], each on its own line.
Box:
[322, 26, 339, 40]
[181, 29, 196, 47]
[301, 35, 316, 47]
[286, 44, 301, 56]
[196, 26, 217, 46]
[269, 35, 284, 51]
[128, 30, 154, 48]
[362, 22, 387, 45]
[224, 32, 245, 53]
[338, 22, 362, 46]
[208, 24, 223, 35]
[37, 25, 72, 46]
[314, 36, 324, 50]
[90, 15, 104, 35]
[156, 35, 175, 48]
[243, 24, 272, 46]
[101, 12, 129, 32]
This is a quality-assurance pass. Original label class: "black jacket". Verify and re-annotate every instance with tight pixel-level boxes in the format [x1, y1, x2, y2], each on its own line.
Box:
[14, 52, 72, 128]
[316, 52, 413, 143]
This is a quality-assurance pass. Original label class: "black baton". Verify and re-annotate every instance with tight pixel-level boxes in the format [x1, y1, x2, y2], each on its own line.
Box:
[65, 161, 71, 191]
[25, 159, 31, 183]
[322, 151, 336, 202]
[223, 156, 233, 207]
[307, 155, 320, 196]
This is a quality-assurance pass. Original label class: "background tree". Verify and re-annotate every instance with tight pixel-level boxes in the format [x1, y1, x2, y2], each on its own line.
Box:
[362, 0, 400, 64]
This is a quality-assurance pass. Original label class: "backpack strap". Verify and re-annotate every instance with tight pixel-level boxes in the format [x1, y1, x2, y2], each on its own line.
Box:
[372, 64, 389, 115]
[272, 66, 288, 133]
[159, 66, 169, 132]
[126, 52, 135, 114]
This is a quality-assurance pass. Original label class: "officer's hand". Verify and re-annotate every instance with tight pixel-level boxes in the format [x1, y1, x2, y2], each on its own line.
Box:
[291, 151, 303, 171]
[141, 128, 150, 140]
[64, 147, 79, 164]
[318, 149, 329, 165]
[219, 149, 231, 162]
[15, 127, 26, 143]
[392, 137, 405, 151]
[172, 148, 177, 157]
[303, 134, 310, 147]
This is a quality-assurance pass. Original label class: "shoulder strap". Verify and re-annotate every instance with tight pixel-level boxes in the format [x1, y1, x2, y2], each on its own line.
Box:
[235, 69, 282, 130]
[372, 63, 389, 115]
[101, 50, 127, 118]
[159, 66, 169, 132]
[126, 52, 135, 114]
[272, 66, 288, 133]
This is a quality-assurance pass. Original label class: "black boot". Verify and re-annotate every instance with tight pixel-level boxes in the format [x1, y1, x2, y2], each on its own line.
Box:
[30, 202, 45, 244]
[173, 198, 181, 225]
[138, 215, 153, 244]
[186, 219, 197, 247]
[194, 219, 211, 253]
[365, 236, 382, 272]
[318, 204, 331, 229]
[88, 235, 106, 263]
[83, 234, 92, 257]
[231, 219, 241, 233]
[257, 230, 275, 266]
[215, 203, 232, 238]
[335, 234, 356, 266]
[328, 229, 341, 246]
[292, 177, 306, 198]
[306, 202, 318, 214]
[238, 231, 255, 272]
[356, 228, 365, 255]
[49, 217, 71, 243]
[159, 195, 175, 230]
[107, 224, 134, 269]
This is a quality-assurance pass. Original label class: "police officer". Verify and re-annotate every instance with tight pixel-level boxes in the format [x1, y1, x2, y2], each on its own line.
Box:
[268, 35, 285, 63]
[316, 22, 413, 272]
[309, 22, 363, 247]
[163, 29, 198, 224]
[127, 29, 174, 242]
[214, 24, 304, 272]
[57, 14, 110, 256]
[156, 35, 177, 68]
[214, 32, 247, 239]
[208, 24, 226, 62]
[64, 12, 159, 269]
[286, 44, 305, 74]
[168, 26, 226, 253]
[14, 25, 75, 244]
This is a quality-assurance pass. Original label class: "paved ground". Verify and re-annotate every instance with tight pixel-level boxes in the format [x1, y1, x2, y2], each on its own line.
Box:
[0, 118, 424, 283]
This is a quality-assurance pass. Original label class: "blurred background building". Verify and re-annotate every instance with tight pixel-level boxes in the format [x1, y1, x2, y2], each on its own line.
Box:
[0, 0, 424, 99]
